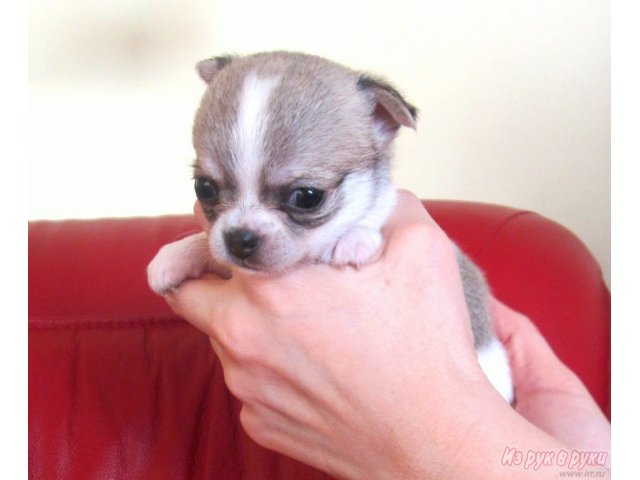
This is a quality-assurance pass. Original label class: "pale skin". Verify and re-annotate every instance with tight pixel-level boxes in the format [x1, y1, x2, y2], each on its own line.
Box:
[164, 191, 611, 479]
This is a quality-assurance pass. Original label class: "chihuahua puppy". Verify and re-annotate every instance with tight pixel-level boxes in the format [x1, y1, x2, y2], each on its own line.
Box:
[147, 51, 513, 402]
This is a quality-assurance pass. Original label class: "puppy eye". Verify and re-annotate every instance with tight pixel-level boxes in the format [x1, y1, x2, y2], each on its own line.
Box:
[194, 176, 218, 204]
[287, 187, 324, 210]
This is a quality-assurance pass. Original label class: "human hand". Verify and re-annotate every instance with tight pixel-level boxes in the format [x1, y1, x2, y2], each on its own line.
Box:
[163, 192, 594, 479]
[491, 299, 611, 462]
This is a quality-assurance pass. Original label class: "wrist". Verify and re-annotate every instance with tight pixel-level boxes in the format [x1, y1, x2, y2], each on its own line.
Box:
[437, 396, 610, 480]
[383, 384, 570, 480]
[444, 401, 565, 479]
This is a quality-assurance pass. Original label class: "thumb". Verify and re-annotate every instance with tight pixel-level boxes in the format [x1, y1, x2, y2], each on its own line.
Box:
[491, 298, 587, 397]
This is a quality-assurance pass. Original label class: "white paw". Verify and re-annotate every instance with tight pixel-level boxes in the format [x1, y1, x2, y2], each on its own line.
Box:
[147, 233, 211, 295]
[331, 227, 382, 267]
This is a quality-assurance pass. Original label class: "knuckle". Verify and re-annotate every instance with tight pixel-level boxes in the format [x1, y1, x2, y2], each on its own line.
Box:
[223, 367, 253, 403]
[241, 281, 290, 317]
[398, 220, 451, 255]
[217, 318, 262, 363]
[239, 406, 273, 447]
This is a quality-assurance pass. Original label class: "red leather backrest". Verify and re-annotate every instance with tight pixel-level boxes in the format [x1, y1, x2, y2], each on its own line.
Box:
[28, 202, 610, 479]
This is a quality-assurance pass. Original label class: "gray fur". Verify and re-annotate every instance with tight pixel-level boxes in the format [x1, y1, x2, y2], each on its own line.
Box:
[456, 248, 493, 348]
[191, 51, 495, 347]
[189, 52, 405, 270]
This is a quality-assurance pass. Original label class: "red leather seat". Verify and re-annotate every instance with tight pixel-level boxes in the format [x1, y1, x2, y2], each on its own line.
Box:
[28, 201, 610, 479]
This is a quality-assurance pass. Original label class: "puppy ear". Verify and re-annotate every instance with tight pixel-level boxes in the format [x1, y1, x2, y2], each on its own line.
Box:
[357, 74, 418, 148]
[196, 55, 235, 84]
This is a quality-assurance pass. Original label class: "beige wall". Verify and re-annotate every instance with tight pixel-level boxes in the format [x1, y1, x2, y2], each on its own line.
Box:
[29, 0, 610, 284]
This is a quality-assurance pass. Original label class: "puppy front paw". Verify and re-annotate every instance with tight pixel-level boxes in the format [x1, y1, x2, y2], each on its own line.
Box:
[331, 227, 382, 267]
[147, 233, 211, 295]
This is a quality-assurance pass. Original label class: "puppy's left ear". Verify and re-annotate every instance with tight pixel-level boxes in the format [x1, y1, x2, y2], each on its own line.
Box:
[196, 55, 235, 84]
[357, 75, 418, 148]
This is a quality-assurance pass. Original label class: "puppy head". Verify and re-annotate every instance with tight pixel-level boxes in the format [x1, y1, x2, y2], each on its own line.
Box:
[191, 51, 417, 272]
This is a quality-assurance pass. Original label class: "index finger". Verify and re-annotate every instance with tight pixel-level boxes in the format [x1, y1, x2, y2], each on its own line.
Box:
[380, 190, 451, 263]
[164, 274, 226, 335]
[382, 190, 439, 235]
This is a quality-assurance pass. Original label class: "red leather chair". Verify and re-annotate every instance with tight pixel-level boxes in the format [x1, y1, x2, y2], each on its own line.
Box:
[29, 201, 610, 480]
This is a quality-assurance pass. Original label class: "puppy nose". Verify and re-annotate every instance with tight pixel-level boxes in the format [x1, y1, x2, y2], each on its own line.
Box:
[224, 228, 260, 259]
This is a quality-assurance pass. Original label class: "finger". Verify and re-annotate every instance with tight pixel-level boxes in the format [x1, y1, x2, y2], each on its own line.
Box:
[491, 298, 586, 395]
[193, 201, 208, 231]
[164, 274, 226, 335]
[382, 190, 439, 235]
[381, 190, 454, 266]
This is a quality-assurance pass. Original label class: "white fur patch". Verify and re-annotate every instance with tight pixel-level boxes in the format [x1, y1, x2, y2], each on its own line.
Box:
[477, 338, 514, 403]
[232, 73, 280, 206]
[310, 170, 392, 261]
